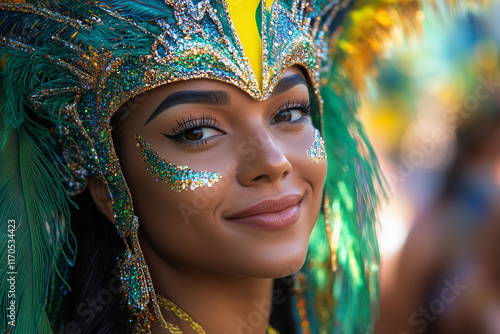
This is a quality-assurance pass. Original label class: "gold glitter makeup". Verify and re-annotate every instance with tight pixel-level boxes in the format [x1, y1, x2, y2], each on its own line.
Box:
[307, 129, 326, 163]
[134, 134, 222, 192]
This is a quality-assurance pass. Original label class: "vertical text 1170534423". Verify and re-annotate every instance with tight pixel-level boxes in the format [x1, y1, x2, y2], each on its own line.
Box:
[6, 219, 16, 327]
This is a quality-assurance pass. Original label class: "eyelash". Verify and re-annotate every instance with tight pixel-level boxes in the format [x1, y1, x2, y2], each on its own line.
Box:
[162, 114, 224, 147]
[163, 99, 312, 147]
[271, 99, 312, 124]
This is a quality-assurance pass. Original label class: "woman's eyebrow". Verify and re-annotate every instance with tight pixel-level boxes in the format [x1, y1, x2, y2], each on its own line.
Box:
[271, 74, 308, 96]
[143, 90, 229, 126]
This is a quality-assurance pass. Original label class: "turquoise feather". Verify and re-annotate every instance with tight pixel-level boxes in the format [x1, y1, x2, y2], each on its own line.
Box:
[0, 67, 74, 334]
[99, 0, 174, 21]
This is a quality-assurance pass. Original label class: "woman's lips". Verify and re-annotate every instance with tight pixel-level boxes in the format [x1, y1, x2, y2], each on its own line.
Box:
[226, 194, 303, 230]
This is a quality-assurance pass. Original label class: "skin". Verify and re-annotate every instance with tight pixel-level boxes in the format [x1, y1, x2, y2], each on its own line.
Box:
[90, 66, 327, 333]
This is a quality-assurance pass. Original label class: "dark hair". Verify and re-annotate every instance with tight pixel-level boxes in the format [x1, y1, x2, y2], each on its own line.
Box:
[45, 107, 132, 333]
[62, 189, 132, 333]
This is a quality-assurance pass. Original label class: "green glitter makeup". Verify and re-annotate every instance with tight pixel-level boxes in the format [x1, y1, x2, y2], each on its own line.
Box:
[307, 129, 326, 163]
[134, 134, 222, 192]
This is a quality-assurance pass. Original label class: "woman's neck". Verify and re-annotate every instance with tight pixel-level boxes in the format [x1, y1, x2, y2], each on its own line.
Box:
[146, 254, 274, 334]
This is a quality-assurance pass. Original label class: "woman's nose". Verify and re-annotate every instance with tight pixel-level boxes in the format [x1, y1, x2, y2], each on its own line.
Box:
[236, 131, 292, 186]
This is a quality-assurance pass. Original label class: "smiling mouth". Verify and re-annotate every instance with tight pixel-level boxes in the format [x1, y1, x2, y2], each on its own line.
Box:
[226, 194, 303, 230]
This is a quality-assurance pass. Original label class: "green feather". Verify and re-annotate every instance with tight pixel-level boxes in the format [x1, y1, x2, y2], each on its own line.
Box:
[320, 71, 383, 333]
[0, 84, 74, 333]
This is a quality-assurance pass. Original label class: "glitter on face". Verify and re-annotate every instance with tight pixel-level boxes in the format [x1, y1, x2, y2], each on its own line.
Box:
[134, 134, 222, 192]
[307, 129, 326, 163]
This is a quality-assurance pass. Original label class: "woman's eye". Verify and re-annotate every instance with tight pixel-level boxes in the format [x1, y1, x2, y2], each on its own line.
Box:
[272, 109, 304, 124]
[163, 115, 226, 146]
[182, 127, 222, 141]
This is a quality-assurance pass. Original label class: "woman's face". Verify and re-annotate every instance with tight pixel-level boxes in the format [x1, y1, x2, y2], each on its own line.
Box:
[118, 66, 327, 278]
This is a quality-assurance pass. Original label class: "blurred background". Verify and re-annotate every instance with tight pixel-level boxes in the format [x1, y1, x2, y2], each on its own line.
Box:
[359, 2, 500, 333]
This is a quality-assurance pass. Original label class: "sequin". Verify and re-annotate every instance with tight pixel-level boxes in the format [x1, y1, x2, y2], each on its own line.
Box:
[307, 129, 326, 163]
[135, 134, 222, 192]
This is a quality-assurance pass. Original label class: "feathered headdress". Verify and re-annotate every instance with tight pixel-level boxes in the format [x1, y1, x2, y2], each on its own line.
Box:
[0, 0, 477, 333]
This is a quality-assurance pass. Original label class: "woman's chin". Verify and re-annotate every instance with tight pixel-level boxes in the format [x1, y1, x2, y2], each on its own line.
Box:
[239, 243, 310, 279]
[271, 254, 308, 278]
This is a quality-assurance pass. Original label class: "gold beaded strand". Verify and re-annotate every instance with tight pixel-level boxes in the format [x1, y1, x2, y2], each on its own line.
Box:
[156, 294, 279, 334]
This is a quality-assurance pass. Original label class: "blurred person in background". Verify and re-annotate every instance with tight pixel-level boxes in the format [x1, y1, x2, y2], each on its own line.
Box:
[376, 97, 500, 334]
[372, 4, 500, 334]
